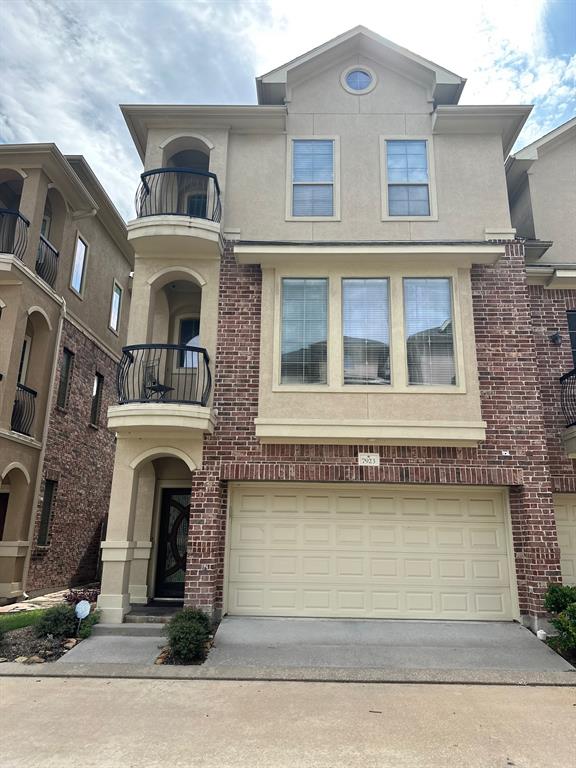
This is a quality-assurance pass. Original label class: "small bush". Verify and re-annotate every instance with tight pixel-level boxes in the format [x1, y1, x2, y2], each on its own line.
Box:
[543, 584, 576, 615]
[550, 602, 576, 657]
[0, 625, 4, 645]
[35, 604, 77, 639]
[64, 587, 100, 605]
[78, 610, 101, 639]
[166, 609, 211, 664]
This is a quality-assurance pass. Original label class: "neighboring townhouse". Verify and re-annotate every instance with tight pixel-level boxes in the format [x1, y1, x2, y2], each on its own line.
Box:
[507, 117, 576, 589]
[97, 26, 573, 631]
[0, 144, 133, 603]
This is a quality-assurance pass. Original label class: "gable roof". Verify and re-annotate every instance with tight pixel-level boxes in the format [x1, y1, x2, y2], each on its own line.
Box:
[511, 116, 576, 160]
[256, 26, 466, 105]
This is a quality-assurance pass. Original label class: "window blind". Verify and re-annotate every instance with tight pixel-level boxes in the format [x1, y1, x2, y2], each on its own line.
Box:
[387, 140, 430, 216]
[342, 279, 390, 385]
[281, 278, 328, 384]
[292, 140, 334, 217]
[404, 278, 455, 385]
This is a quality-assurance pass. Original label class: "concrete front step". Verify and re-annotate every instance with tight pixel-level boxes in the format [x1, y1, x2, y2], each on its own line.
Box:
[93, 623, 166, 638]
[125, 613, 172, 624]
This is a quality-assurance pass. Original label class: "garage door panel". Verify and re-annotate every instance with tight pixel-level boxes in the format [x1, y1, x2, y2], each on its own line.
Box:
[228, 485, 514, 619]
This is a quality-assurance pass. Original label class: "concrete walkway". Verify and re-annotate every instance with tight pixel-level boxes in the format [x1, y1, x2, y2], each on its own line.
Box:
[206, 617, 575, 672]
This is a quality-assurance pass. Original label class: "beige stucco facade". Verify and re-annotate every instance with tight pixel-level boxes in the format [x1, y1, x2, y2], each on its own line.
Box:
[508, 119, 576, 264]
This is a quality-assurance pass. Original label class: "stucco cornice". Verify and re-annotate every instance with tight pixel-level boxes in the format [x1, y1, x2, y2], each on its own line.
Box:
[433, 105, 532, 156]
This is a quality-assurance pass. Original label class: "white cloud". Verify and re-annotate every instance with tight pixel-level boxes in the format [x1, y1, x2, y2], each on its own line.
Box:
[1, 0, 573, 218]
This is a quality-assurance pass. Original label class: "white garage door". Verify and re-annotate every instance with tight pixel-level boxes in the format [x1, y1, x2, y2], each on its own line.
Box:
[554, 495, 576, 584]
[227, 483, 516, 620]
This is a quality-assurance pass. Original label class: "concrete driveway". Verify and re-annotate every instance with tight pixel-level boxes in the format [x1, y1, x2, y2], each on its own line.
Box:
[206, 617, 574, 672]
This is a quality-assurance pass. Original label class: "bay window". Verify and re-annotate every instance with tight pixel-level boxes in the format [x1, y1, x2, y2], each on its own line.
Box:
[342, 279, 390, 385]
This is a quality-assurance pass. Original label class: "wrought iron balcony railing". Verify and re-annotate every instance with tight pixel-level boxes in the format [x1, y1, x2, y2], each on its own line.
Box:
[0, 209, 29, 260]
[35, 234, 59, 287]
[135, 168, 222, 222]
[11, 383, 37, 436]
[560, 369, 576, 427]
[117, 344, 211, 406]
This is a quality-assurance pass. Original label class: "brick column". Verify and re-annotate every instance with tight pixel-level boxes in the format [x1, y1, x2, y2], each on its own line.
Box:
[472, 242, 562, 626]
[183, 472, 226, 619]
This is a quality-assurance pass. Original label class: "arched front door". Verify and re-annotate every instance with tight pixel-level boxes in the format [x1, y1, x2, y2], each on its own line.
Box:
[155, 488, 190, 599]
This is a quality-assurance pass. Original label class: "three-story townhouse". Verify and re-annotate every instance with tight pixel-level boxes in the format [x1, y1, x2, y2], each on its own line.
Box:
[0, 144, 133, 602]
[97, 26, 569, 632]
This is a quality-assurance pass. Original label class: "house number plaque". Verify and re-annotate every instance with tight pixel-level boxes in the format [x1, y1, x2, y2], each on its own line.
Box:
[357, 453, 380, 467]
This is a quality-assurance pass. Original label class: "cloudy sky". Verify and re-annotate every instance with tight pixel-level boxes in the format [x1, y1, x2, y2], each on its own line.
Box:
[1, 0, 575, 219]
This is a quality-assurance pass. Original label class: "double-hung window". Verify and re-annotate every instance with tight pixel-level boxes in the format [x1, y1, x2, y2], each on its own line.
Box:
[281, 278, 328, 384]
[386, 140, 430, 216]
[342, 279, 390, 385]
[404, 278, 455, 385]
[291, 139, 335, 217]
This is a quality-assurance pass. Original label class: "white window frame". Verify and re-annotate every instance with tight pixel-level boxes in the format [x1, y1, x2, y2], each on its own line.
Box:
[70, 233, 89, 298]
[173, 313, 201, 372]
[108, 280, 123, 334]
[272, 265, 465, 394]
[286, 136, 341, 222]
[380, 136, 438, 221]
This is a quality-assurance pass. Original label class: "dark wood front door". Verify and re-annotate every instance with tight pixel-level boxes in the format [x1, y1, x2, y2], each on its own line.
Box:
[155, 488, 191, 599]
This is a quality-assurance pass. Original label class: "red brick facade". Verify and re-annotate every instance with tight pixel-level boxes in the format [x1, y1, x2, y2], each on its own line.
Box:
[27, 319, 118, 592]
[183, 241, 567, 620]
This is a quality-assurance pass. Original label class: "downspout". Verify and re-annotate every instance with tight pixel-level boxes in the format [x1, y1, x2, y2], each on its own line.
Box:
[21, 297, 66, 597]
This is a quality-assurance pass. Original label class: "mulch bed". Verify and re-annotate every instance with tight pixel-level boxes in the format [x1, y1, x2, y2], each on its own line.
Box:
[0, 626, 71, 664]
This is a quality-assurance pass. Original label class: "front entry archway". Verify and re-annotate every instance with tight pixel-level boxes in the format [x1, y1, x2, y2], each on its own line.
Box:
[155, 488, 191, 599]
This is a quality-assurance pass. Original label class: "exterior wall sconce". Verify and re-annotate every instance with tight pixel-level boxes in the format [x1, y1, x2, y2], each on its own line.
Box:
[549, 331, 563, 346]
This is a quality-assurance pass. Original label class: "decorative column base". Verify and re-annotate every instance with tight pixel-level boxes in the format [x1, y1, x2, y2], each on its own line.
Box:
[97, 541, 135, 624]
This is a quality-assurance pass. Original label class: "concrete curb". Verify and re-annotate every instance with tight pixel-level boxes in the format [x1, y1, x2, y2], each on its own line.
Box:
[1, 662, 574, 686]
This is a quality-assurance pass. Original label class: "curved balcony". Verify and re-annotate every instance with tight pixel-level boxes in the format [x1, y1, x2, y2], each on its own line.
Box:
[109, 343, 215, 437]
[35, 234, 59, 287]
[11, 383, 36, 436]
[0, 209, 29, 260]
[560, 369, 576, 457]
[127, 169, 222, 256]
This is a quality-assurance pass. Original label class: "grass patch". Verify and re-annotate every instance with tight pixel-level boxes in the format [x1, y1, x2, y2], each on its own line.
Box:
[0, 610, 44, 634]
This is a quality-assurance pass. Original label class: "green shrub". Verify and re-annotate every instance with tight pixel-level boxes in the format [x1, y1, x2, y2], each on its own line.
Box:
[0, 625, 4, 645]
[78, 610, 101, 639]
[550, 602, 576, 656]
[35, 604, 77, 639]
[166, 609, 211, 664]
[543, 584, 576, 614]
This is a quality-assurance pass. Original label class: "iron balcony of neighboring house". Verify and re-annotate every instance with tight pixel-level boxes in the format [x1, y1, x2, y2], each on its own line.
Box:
[117, 343, 212, 407]
[35, 234, 59, 287]
[135, 168, 222, 222]
[560, 369, 576, 427]
[11, 383, 37, 436]
[0, 208, 29, 260]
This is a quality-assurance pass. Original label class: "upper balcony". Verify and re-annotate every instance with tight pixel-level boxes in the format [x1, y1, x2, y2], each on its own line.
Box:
[560, 369, 576, 457]
[0, 209, 29, 260]
[35, 234, 59, 287]
[108, 343, 215, 437]
[127, 168, 222, 257]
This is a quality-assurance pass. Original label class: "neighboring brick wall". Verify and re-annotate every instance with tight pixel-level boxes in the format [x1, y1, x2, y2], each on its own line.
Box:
[26, 319, 118, 592]
[182, 242, 563, 619]
[528, 285, 576, 492]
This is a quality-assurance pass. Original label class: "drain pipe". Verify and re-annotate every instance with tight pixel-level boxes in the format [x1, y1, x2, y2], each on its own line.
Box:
[21, 297, 66, 598]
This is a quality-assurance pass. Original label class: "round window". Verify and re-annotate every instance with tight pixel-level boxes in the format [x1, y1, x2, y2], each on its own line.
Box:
[345, 69, 372, 91]
[340, 66, 377, 94]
